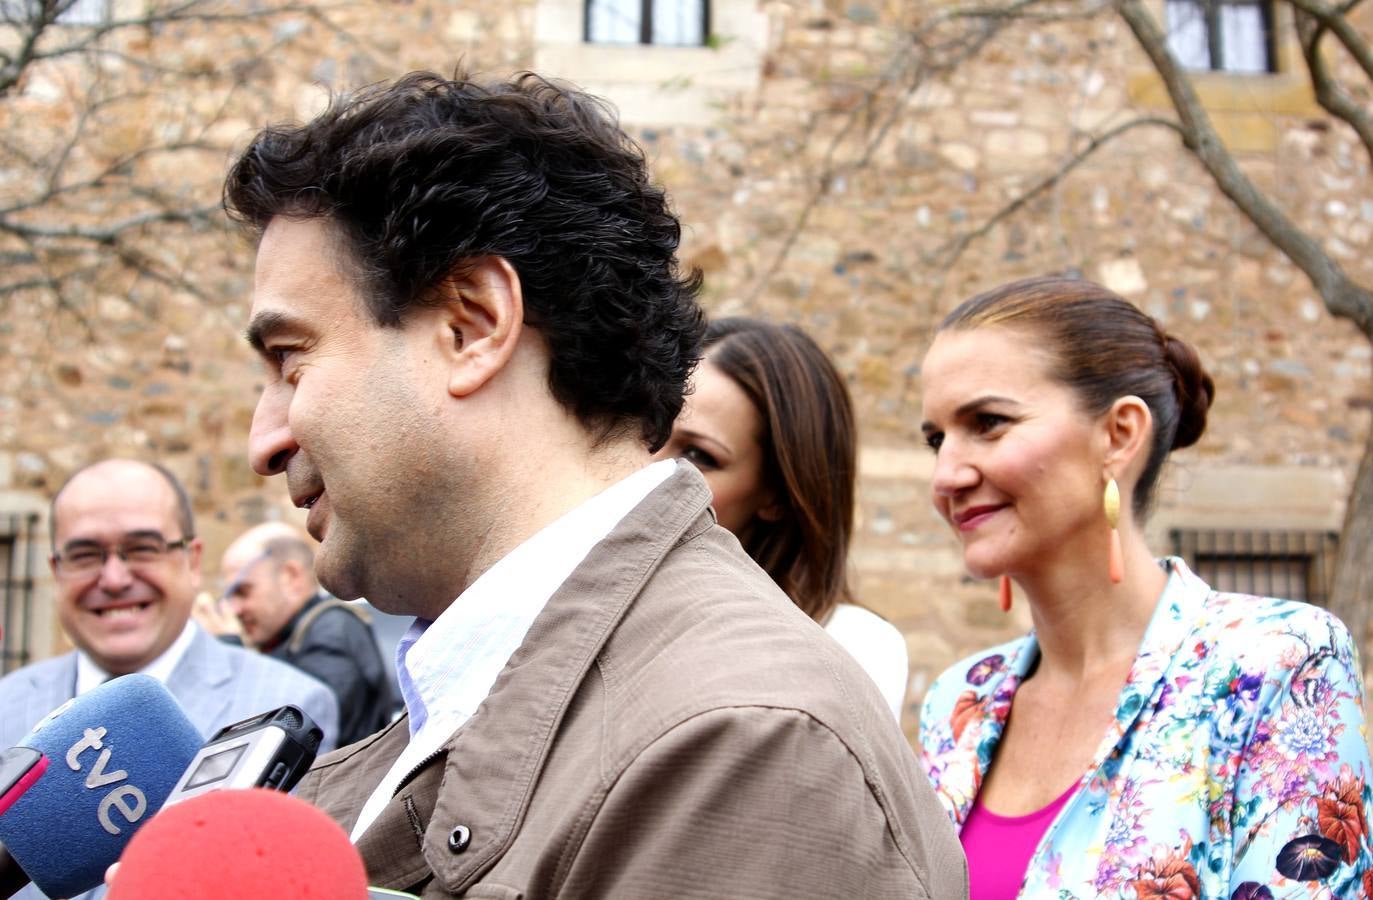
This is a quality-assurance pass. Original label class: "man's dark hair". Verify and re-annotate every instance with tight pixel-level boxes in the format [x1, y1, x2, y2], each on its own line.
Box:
[224, 70, 704, 450]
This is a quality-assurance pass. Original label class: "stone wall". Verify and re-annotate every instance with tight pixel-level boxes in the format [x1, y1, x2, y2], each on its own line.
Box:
[2, 0, 1369, 746]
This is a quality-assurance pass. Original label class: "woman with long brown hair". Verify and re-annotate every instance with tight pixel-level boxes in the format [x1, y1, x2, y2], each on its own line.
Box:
[918, 276, 1372, 898]
[654, 317, 908, 718]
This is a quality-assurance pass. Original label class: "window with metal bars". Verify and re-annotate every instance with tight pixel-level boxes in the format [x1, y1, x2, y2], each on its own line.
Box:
[584, 0, 709, 46]
[1165, 0, 1277, 73]
[1168, 528, 1339, 606]
[1, 513, 39, 676]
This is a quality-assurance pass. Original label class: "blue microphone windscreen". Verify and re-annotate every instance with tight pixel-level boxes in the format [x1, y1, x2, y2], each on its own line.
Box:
[0, 674, 203, 897]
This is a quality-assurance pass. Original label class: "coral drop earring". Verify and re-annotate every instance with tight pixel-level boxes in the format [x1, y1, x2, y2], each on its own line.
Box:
[1104, 477, 1124, 584]
[998, 575, 1013, 612]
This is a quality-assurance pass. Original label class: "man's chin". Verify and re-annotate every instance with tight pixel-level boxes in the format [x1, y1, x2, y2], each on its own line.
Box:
[315, 556, 365, 603]
[85, 646, 156, 677]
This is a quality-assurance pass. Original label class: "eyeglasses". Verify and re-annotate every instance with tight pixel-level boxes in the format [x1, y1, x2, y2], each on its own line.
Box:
[52, 534, 194, 578]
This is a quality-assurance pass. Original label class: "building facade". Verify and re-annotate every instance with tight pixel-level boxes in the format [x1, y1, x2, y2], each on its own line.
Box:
[1, 0, 1368, 743]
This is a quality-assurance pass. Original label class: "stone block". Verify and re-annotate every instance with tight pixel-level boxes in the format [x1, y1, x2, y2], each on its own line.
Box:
[860, 444, 934, 480]
[938, 142, 980, 171]
[984, 129, 1051, 166]
[1097, 258, 1148, 296]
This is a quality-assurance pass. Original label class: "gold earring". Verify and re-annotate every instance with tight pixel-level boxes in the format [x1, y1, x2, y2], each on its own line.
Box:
[998, 575, 1013, 613]
[1104, 477, 1123, 584]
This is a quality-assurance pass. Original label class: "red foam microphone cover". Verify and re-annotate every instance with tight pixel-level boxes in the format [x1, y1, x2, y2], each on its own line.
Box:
[108, 787, 368, 899]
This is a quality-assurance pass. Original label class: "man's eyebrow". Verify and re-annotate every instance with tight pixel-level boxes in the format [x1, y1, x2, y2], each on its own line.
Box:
[60, 529, 166, 552]
[244, 310, 301, 355]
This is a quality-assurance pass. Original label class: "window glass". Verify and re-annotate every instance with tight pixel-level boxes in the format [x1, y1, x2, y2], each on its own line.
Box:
[1219, 3, 1269, 73]
[1165, 0, 1211, 69]
[586, 0, 707, 45]
[651, 0, 705, 46]
[587, 0, 644, 44]
[1165, 0, 1273, 73]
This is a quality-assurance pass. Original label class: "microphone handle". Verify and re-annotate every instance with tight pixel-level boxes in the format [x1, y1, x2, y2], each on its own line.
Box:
[0, 842, 31, 899]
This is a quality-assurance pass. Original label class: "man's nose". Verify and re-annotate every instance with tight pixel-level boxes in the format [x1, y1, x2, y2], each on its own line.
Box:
[248, 384, 297, 476]
[97, 552, 135, 592]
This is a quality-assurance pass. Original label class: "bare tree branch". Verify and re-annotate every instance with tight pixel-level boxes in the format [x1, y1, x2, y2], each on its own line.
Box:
[114, 240, 214, 304]
[0, 205, 221, 242]
[0, 0, 332, 96]
[1285, 0, 1373, 81]
[8, 229, 98, 337]
[1117, 0, 1373, 336]
[1293, 9, 1373, 163]
[0, 0, 56, 94]
[934, 115, 1185, 269]
[743, 0, 1115, 302]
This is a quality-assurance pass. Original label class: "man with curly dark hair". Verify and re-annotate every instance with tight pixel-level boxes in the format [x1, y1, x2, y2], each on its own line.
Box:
[217, 70, 964, 898]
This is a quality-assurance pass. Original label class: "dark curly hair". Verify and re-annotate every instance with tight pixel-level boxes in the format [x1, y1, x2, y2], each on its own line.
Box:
[224, 70, 704, 450]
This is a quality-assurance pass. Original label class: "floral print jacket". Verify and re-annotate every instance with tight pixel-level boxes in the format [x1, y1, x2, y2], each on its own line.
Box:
[920, 558, 1373, 899]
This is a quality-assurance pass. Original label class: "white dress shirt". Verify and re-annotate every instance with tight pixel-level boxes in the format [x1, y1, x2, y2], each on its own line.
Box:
[351, 460, 675, 840]
[75, 618, 198, 696]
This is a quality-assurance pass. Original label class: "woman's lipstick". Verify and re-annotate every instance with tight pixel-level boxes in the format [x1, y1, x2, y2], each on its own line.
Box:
[953, 505, 1005, 532]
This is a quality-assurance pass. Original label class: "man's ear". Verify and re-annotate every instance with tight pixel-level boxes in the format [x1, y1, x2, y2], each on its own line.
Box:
[438, 256, 524, 398]
[277, 558, 311, 602]
[185, 537, 204, 591]
[1103, 396, 1153, 479]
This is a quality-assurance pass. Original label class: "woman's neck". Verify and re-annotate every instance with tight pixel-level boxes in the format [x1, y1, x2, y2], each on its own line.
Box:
[1016, 530, 1168, 686]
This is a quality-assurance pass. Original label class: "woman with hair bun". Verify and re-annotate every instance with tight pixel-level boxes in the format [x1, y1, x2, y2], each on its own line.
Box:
[917, 276, 1373, 898]
[653, 317, 909, 720]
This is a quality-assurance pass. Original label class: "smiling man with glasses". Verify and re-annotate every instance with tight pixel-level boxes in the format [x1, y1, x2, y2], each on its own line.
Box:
[0, 461, 341, 828]
[48, 461, 204, 684]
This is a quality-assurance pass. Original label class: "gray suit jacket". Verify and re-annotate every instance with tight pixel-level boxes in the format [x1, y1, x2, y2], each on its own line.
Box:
[0, 623, 339, 899]
[302, 464, 968, 898]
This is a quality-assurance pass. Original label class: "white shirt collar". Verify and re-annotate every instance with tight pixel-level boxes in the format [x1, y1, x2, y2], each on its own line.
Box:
[352, 459, 674, 841]
[75, 618, 198, 696]
[397, 459, 676, 736]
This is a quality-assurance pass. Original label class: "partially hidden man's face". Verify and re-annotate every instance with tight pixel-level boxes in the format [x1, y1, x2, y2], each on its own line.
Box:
[51, 463, 202, 676]
[218, 549, 293, 648]
[245, 217, 458, 611]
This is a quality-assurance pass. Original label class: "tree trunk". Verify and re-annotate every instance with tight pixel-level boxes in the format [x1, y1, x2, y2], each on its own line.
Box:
[1117, 0, 1373, 652]
[1330, 407, 1373, 673]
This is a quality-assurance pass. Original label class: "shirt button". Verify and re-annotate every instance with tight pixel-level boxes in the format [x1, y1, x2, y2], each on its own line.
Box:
[448, 824, 472, 854]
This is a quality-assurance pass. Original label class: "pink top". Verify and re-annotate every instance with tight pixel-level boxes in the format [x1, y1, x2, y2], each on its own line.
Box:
[959, 783, 1078, 900]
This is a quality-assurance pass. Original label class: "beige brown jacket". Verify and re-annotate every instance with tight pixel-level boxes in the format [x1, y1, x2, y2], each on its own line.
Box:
[299, 464, 967, 898]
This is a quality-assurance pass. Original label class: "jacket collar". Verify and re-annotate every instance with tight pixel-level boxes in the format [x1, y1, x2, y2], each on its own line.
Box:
[937, 558, 1210, 825]
[348, 462, 715, 892]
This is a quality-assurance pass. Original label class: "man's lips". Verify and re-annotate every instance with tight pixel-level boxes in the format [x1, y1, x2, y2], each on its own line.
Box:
[304, 490, 328, 542]
[292, 489, 323, 509]
[85, 599, 155, 619]
[952, 504, 1007, 531]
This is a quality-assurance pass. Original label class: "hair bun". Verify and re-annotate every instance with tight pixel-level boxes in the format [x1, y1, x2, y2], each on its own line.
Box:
[1163, 334, 1215, 450]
